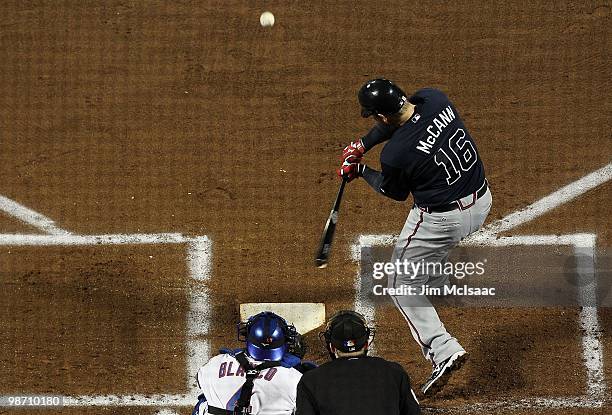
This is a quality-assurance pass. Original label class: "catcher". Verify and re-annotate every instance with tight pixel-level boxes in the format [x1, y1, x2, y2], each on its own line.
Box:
[193, 312, 315, 415]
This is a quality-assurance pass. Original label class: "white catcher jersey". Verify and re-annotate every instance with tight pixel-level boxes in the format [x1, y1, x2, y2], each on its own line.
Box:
[196, 353, 302, 415]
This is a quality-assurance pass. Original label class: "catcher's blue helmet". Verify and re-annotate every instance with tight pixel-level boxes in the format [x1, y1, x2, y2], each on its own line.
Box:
[238, 312, 296, 361]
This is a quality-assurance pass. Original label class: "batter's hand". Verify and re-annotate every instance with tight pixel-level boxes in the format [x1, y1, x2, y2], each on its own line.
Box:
[337, 161, 365, 182]
[341, 139, 366, 164]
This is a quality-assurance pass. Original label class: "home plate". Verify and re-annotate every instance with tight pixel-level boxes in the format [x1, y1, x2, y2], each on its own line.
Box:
[239, 303, 325, 334]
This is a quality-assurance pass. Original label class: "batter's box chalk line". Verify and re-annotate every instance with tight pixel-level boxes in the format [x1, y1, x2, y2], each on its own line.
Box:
[0, 161, 609, 410]
[352, 161, 611, 411]
[0, 196, 212, 410]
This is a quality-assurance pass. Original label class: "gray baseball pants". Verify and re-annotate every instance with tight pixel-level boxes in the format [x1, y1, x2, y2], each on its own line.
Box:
[388, 186, 492, 366]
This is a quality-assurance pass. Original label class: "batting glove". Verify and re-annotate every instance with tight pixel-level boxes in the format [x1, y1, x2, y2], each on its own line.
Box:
[337, 161, 365, 182]
[341, 139, 366, 164]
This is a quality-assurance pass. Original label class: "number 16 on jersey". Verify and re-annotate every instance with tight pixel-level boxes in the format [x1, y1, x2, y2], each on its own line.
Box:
[434, 128, 478, 185]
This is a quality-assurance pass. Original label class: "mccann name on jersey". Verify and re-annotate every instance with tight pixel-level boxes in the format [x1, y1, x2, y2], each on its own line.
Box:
[416, 105, 456, 154]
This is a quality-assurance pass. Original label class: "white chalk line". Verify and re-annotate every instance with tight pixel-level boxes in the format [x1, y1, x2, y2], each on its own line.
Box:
[480, 162, 612, 238]
[472, 231, 606, 397]
[1, 163, 609, 409]
[424, 396, 605, 413]
[350, 160, 612, 410]
[2, 394, 600, 409]
[0, 229, 213, 409]
[0, 195, 71, 235]
[186, 237, 213, 394]
[0, 232, 190, 246]
[62, 394, 192, 406]
[353, 234, 605, 410]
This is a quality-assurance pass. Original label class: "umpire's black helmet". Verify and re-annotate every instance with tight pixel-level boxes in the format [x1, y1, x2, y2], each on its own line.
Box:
[358, 78, 408, 118]
[322, 310, 373, 355]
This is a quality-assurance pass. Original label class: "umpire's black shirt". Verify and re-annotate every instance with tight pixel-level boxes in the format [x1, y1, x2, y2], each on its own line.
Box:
[295, 356, 420, 415]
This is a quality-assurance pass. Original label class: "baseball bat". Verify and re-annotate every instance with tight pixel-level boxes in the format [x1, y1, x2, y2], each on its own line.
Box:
[315, 177, 348, 268]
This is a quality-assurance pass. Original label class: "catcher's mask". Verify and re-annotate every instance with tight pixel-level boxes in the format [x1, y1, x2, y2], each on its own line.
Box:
[321, 310, 374, 359]
[358, 78, 408, 118]
[237, 311, 304, 361]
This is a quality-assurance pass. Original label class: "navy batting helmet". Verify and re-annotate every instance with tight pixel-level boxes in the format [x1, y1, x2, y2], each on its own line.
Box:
[358, 78, 408, 118]
[237, 312, 298, 361]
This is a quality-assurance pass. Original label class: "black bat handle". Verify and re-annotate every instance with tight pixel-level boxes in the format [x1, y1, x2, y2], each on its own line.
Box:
[333, 177, 348, 210]
[315, 177, 348, 268]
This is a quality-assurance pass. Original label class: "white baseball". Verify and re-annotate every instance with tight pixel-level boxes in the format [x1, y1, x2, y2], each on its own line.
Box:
[260, 11, 275, 27]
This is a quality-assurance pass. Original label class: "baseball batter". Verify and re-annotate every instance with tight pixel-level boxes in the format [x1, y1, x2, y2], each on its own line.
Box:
[338, 79, 492, 395]
[193, 312, 312, 415]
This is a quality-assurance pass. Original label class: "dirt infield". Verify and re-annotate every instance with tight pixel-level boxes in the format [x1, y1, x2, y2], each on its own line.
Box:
[0, 244, 189, 394]
[0, 0, 610, 414]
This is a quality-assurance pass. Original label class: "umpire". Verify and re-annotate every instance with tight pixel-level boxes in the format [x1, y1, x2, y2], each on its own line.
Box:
[296, 310, 420, 415]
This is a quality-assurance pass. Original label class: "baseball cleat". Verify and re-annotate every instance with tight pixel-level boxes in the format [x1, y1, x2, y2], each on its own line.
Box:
[421, 350, 468, 396]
